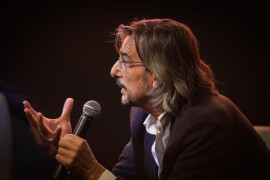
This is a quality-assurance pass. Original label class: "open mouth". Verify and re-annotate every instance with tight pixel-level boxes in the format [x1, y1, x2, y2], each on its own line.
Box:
[121, 88, 126, 94]
[116, 79, 127, 91]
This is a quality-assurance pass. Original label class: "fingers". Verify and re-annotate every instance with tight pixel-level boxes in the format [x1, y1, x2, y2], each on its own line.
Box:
[57, 146, 75, 158]
[23, 100, 40, 128]
[56, 146, 76, 167]
[61, 98, 74, 120]
[56, 135, 77, 166]
[51, 125, 62, 146]
[55, 153, 71, 167]
[63, 134, 88, 147]
[56, 135, 87, 168]
[37, 113, 53, 136]
[37, 114, 63, 144]
[24, 108, 38, 128]
[55, 134, 104, 178]
[58, 134, 82, 149]
[23, 100, 38, 116]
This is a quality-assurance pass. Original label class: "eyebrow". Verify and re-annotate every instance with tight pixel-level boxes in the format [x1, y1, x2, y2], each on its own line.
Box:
[120, 52, 129, 58]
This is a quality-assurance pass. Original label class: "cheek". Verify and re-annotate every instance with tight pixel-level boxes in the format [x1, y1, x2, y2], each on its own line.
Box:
[122, 73, 135, 90]
[127, 76, 152, 96]
[122, 69, 154, 94]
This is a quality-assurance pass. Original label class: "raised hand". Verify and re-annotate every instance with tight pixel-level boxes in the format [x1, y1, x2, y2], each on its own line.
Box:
[23, 98, 74, 156]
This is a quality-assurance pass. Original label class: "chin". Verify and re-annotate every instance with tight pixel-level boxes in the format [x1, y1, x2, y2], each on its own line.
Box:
[121, 99, 131, 106]
[121, 95, 128, 105]
[121, 96, 135, 106]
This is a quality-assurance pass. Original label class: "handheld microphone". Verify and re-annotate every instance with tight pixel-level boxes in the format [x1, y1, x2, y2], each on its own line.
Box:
[52, 100, 101, 179]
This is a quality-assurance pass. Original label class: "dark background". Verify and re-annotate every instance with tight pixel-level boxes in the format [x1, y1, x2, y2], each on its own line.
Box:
[1, 1, 269, 179]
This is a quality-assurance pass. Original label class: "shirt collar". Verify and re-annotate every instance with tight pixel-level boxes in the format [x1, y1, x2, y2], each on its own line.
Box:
[143, 113, 165, 135]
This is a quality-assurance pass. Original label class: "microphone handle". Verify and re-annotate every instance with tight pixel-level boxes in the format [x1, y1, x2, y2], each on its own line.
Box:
[73, 114, 93, 137]
[52, 114, 92, 179]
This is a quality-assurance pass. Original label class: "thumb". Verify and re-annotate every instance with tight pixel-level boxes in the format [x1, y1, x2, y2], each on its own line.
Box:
[61, 98, 74, 120]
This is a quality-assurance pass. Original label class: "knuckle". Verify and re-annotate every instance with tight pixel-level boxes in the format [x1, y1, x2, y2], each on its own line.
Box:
[58, 139, 63, 146]
[78, 138, 86, 146]
[57, 147, 62, 153]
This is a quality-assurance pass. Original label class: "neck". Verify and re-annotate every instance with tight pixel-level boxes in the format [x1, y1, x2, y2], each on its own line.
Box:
[141, 105, 162, 119]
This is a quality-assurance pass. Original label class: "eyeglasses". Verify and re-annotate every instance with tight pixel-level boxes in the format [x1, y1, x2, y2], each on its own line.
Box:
[118, 59, 144, 69]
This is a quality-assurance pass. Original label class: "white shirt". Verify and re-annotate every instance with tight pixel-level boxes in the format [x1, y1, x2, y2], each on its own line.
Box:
[99, 113, 171, 179]
[143, 113, 171, 176]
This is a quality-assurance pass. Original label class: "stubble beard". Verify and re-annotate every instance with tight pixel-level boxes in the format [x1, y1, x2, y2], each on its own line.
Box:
[121, 91, 151, 108]
[121, 84, 152, 108]
[117, 75, 152, 108]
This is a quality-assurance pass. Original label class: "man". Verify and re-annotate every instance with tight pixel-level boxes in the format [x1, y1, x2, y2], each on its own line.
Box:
[23, 18, 270, 179]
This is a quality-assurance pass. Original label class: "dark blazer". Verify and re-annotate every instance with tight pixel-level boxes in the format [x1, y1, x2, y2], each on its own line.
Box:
[112, 106, 156, 180]
[112, 93, 270, 180]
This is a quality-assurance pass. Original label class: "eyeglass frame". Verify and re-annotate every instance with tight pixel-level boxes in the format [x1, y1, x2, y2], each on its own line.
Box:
[118, 59, 145, 69]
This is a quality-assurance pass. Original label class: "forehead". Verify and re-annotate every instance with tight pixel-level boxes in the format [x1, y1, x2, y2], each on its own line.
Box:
[121, 36, 136, 55]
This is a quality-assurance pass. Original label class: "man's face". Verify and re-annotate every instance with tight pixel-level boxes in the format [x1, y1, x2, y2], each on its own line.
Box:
[110, 36, 154, 107]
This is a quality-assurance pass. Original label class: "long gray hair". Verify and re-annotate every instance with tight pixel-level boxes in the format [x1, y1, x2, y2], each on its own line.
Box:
[115, 18, 218, 116]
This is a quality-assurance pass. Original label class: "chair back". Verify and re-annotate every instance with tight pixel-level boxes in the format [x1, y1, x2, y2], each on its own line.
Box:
[254, 125, 270, 149]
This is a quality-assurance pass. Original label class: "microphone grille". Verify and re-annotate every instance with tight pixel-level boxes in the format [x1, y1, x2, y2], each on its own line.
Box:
[83, 100, 101, 119]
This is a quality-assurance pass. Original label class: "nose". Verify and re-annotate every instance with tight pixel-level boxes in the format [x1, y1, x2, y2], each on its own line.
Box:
[110, 60, 122, 78]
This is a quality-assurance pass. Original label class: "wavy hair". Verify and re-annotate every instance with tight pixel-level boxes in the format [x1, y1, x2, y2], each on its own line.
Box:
[115, 18, 218, 116]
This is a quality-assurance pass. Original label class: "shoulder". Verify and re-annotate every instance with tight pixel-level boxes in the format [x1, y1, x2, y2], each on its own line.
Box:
[170, 93, 251, 139]
[179, 93, 246, 124]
